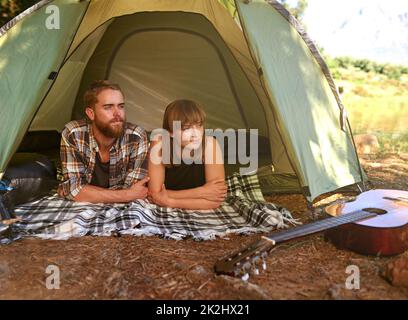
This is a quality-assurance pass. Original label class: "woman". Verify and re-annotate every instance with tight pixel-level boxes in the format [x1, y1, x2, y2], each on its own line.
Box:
[148, 99, 227, 209]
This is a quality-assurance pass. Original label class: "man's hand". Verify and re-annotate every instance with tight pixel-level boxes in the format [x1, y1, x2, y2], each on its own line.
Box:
[128, 176, 150, 200]
[200, 179, 227, 202]
[149, 184, 171, 207]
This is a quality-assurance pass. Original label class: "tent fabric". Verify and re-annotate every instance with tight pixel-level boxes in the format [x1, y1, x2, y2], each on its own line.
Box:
[0, 0, 365, 202]
[267, 0, 366, 191]
[29, 0, 292, 174]
[268, 1, 348, 131]
[0, 0, 89, 178]
[29, 20, 112, 132]
[62, 0, 291, 173]
[235, 0, 364, 199]
[70, 12, 265, 132]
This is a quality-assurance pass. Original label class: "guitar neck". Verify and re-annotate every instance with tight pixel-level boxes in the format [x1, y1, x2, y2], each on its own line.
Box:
[267, 209, 378, 244]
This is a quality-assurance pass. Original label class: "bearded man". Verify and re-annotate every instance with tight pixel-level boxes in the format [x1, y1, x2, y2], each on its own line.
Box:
[58, 80, 149, 203]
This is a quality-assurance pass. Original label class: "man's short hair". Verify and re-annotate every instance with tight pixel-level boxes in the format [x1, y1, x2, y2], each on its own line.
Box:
[84, 80, 123, 109]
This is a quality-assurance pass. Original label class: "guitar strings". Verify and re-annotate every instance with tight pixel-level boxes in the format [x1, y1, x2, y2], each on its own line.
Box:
[269, 210, 376, 243]
[273, 211, 373, 241]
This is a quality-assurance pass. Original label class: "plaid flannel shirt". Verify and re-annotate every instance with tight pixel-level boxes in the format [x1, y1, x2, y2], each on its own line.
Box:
[58, 119, 148, 200]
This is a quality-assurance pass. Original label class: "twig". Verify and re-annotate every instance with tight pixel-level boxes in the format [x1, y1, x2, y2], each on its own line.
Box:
[127, 256, 141, 263]
[162, 262, 200, 278]
[297, 291, 310, 297]
[197, 279, 211, 291]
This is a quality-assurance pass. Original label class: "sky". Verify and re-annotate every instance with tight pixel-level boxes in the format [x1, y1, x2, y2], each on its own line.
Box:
[298, 0, 408, 65]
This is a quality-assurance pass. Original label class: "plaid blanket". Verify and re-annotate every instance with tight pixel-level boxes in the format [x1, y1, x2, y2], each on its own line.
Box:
[3, 173, 298, 242]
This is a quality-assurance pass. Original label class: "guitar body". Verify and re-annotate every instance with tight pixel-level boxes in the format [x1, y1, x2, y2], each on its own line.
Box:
[324, 189, 408, 256]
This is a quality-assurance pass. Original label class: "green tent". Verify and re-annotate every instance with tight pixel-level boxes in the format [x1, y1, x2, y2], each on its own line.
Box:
[0, 0, 366, 203]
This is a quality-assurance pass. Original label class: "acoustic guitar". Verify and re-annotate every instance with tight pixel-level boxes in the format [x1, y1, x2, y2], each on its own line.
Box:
[214, 189, 408, 279]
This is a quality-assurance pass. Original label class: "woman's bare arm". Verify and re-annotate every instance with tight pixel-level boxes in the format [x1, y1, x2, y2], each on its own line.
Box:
[148, 137, 227, 209]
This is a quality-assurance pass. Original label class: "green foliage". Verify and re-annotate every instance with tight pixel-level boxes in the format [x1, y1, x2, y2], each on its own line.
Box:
[384, 64, 403, 80]
[218, 0, 237, 18]
[341, 71, 408, 154]
[353, 59, 375, 73]
[333, 56, 354, 69]
[325, 55, 408, 80]
[0, 0, 37, 27]
[278, 0, 308, 21]
[374, 132, 408, 154]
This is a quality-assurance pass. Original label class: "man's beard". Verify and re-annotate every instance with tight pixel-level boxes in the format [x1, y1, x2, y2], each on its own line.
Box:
[94, 115, 125, 139]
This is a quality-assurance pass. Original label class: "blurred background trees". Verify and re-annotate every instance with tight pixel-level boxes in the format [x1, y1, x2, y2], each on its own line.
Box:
[278, 0, 308, 21]
[0, 0, 37, 27]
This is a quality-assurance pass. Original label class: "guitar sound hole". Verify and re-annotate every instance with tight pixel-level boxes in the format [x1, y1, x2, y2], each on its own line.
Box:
[362, 208, 387, 215]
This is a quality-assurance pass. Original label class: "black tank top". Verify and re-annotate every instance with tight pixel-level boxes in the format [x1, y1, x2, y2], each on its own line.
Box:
[90, 153, 109, 188]
[165, 162, 205, 190]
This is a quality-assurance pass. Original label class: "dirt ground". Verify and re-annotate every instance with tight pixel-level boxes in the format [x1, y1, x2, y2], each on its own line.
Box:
[0, 154, 407, 300]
